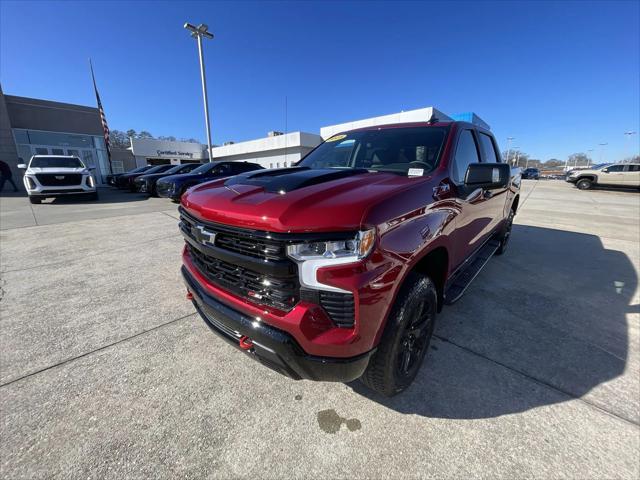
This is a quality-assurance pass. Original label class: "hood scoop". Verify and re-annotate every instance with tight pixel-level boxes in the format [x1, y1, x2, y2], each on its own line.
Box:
[224, 167, 369, 194]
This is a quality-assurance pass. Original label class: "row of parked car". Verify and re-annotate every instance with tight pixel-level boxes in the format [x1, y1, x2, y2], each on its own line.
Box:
[107, 161, 263, 201]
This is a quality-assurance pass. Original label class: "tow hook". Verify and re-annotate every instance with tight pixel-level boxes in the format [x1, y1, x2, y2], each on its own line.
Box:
[239, 336, 254, 351]
[186, 291, 194, 300]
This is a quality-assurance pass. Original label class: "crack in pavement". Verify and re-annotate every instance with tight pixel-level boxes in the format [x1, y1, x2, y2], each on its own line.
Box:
[433, 334, 640, 428]
[0, 312, 196, 389]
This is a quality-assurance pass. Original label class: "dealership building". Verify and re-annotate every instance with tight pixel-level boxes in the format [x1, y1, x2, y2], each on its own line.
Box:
[0, 83, 471, 190]
[0, 85, 118, 187]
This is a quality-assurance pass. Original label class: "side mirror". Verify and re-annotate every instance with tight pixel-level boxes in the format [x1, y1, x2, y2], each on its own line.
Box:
[602, 168, 609, 173]
[17, 164, 27, 169]
[464, 163, 510, 190]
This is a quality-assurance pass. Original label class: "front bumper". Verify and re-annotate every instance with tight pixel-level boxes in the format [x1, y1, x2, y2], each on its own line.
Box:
[183, 266, 374, 382]
[24, 175, 96, 196]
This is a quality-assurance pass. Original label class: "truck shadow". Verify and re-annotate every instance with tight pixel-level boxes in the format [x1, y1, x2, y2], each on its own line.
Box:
[349, 225, 637, 421]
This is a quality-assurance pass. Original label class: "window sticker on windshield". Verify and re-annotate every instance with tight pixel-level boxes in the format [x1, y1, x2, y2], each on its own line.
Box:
[336, 139, 355, 147]
[326, 134, 347, 142]
[408, 168, 424, 177]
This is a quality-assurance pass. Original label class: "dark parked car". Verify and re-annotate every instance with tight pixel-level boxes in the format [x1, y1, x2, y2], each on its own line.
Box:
[133, 163, 203, 196]
[107, 165, 152, 186]
[521, 168, 540, 179]
[116, 164, 175, 191]
[157, 161, 263, 201]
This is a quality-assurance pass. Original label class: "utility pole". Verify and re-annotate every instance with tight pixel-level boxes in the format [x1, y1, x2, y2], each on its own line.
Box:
[505, 137, 515, 164]
[624, 131, 637, 160]
[598, 143, 608, 164]
[184, 22, 214, 162]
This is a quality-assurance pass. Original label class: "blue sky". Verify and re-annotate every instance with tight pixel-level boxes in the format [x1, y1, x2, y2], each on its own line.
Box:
[1, 0, 638, 162]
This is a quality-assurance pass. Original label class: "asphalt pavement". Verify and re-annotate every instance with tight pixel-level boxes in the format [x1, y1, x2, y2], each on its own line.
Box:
[1, 181, 638, 479]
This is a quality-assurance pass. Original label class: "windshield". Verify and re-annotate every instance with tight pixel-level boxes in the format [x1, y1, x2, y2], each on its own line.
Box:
[190, 163, 217, 174]
[298, 126, 450, 175]
[30, 156, 85, 169]
[163, 165, 186, 175]
[129, 166, 151, 174]
[144, 164, 174, 174]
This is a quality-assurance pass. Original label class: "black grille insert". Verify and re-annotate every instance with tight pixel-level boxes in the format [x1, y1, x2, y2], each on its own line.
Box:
[319, 291, 355, 328]
[187, 243, 299, 311]
[36, 174, 82, 186]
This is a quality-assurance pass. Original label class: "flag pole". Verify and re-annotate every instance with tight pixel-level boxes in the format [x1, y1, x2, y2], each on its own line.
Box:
[89, 58, 113, 175]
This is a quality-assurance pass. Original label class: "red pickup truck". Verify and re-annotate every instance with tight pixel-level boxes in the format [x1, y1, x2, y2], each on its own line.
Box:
[180, 120, 520, 395]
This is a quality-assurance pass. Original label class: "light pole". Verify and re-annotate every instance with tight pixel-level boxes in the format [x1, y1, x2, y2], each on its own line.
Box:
[598, 143, 608, 163]
[184, 22, 214, 163]
[624, 131, 637, 160]
[587, 149, 594, 167]
[512, 147, 520, 167]
[505, 137, 515, 164]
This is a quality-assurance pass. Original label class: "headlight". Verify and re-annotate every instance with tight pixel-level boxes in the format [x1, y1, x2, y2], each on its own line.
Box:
[25, 176, 36, 189]
[287, 229, 375, 261]
[286, 229, 375, 292]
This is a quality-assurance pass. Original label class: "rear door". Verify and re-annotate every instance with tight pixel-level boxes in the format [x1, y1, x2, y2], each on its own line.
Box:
[622, 164, 640, 186]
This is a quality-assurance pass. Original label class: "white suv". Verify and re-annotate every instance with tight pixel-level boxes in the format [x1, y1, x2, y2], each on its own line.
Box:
[566, 163, 640, 190]
[18, 155, 98, 204]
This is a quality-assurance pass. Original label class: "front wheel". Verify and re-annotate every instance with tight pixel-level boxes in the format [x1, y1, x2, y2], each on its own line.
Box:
[496, 209, 515, 255]
[576, 178, 593, 190]
[360, 272, 437, 396]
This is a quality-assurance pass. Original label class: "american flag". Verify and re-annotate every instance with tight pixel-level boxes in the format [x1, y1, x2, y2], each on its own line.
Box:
[89, 59, 113, 174]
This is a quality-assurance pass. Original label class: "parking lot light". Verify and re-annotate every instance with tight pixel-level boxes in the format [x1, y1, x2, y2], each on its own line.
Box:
[184, 22, 215, 163]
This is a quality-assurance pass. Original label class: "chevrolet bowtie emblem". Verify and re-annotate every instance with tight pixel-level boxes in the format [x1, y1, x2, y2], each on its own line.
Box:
[192, 225, 216, 246]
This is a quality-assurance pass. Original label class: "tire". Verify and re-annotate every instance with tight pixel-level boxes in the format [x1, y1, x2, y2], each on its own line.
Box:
[576, 178, 593, 190]
[360, 272, 437, 396]
[88, 192, 99, 201]
[29, 196, 41, 204]
[496, 208, 515, 255]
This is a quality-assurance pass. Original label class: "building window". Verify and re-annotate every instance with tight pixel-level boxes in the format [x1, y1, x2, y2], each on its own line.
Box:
[13, 129, 29, 144]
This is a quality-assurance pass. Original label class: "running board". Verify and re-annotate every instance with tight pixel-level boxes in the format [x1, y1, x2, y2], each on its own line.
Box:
[444, 239, 500, 305]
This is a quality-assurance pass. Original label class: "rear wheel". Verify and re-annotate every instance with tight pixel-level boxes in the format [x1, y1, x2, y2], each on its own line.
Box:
[576, 178, 593, 190]
[29, 196, 41, 204]
[360, 272, 437, 396]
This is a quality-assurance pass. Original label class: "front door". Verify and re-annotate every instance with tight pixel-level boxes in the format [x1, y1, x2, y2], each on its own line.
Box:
[599, 164, 626, 185]
[449, 129, 493, 270]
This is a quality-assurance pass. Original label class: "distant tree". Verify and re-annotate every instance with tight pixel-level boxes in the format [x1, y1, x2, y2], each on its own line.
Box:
[567, 153, 591, 168]
[621, 155, 640, 164]
[180, 137, 201, 143]
[110, 129, 130, 149]
[158, 136, 177, 142]
[137, 131, 153, 139]
[543, 159, 564, 168]
[126, 129, 137, 139]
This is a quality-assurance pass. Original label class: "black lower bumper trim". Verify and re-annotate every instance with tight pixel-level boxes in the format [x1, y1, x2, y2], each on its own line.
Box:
[182, 266, 373, 382]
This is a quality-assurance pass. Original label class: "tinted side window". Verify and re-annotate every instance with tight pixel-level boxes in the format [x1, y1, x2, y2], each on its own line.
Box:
[628, 165, 640, 172]
[479, 133, 500, 163]
[607, 165, 625, 172]
[453, 130, 480, 183]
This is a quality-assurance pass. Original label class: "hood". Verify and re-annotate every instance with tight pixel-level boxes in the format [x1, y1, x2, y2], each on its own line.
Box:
[159, 172, 207, 185]
[182, 167, 425, 232]
[27, 167, 87, 174]
[138, 172, 172, 181]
